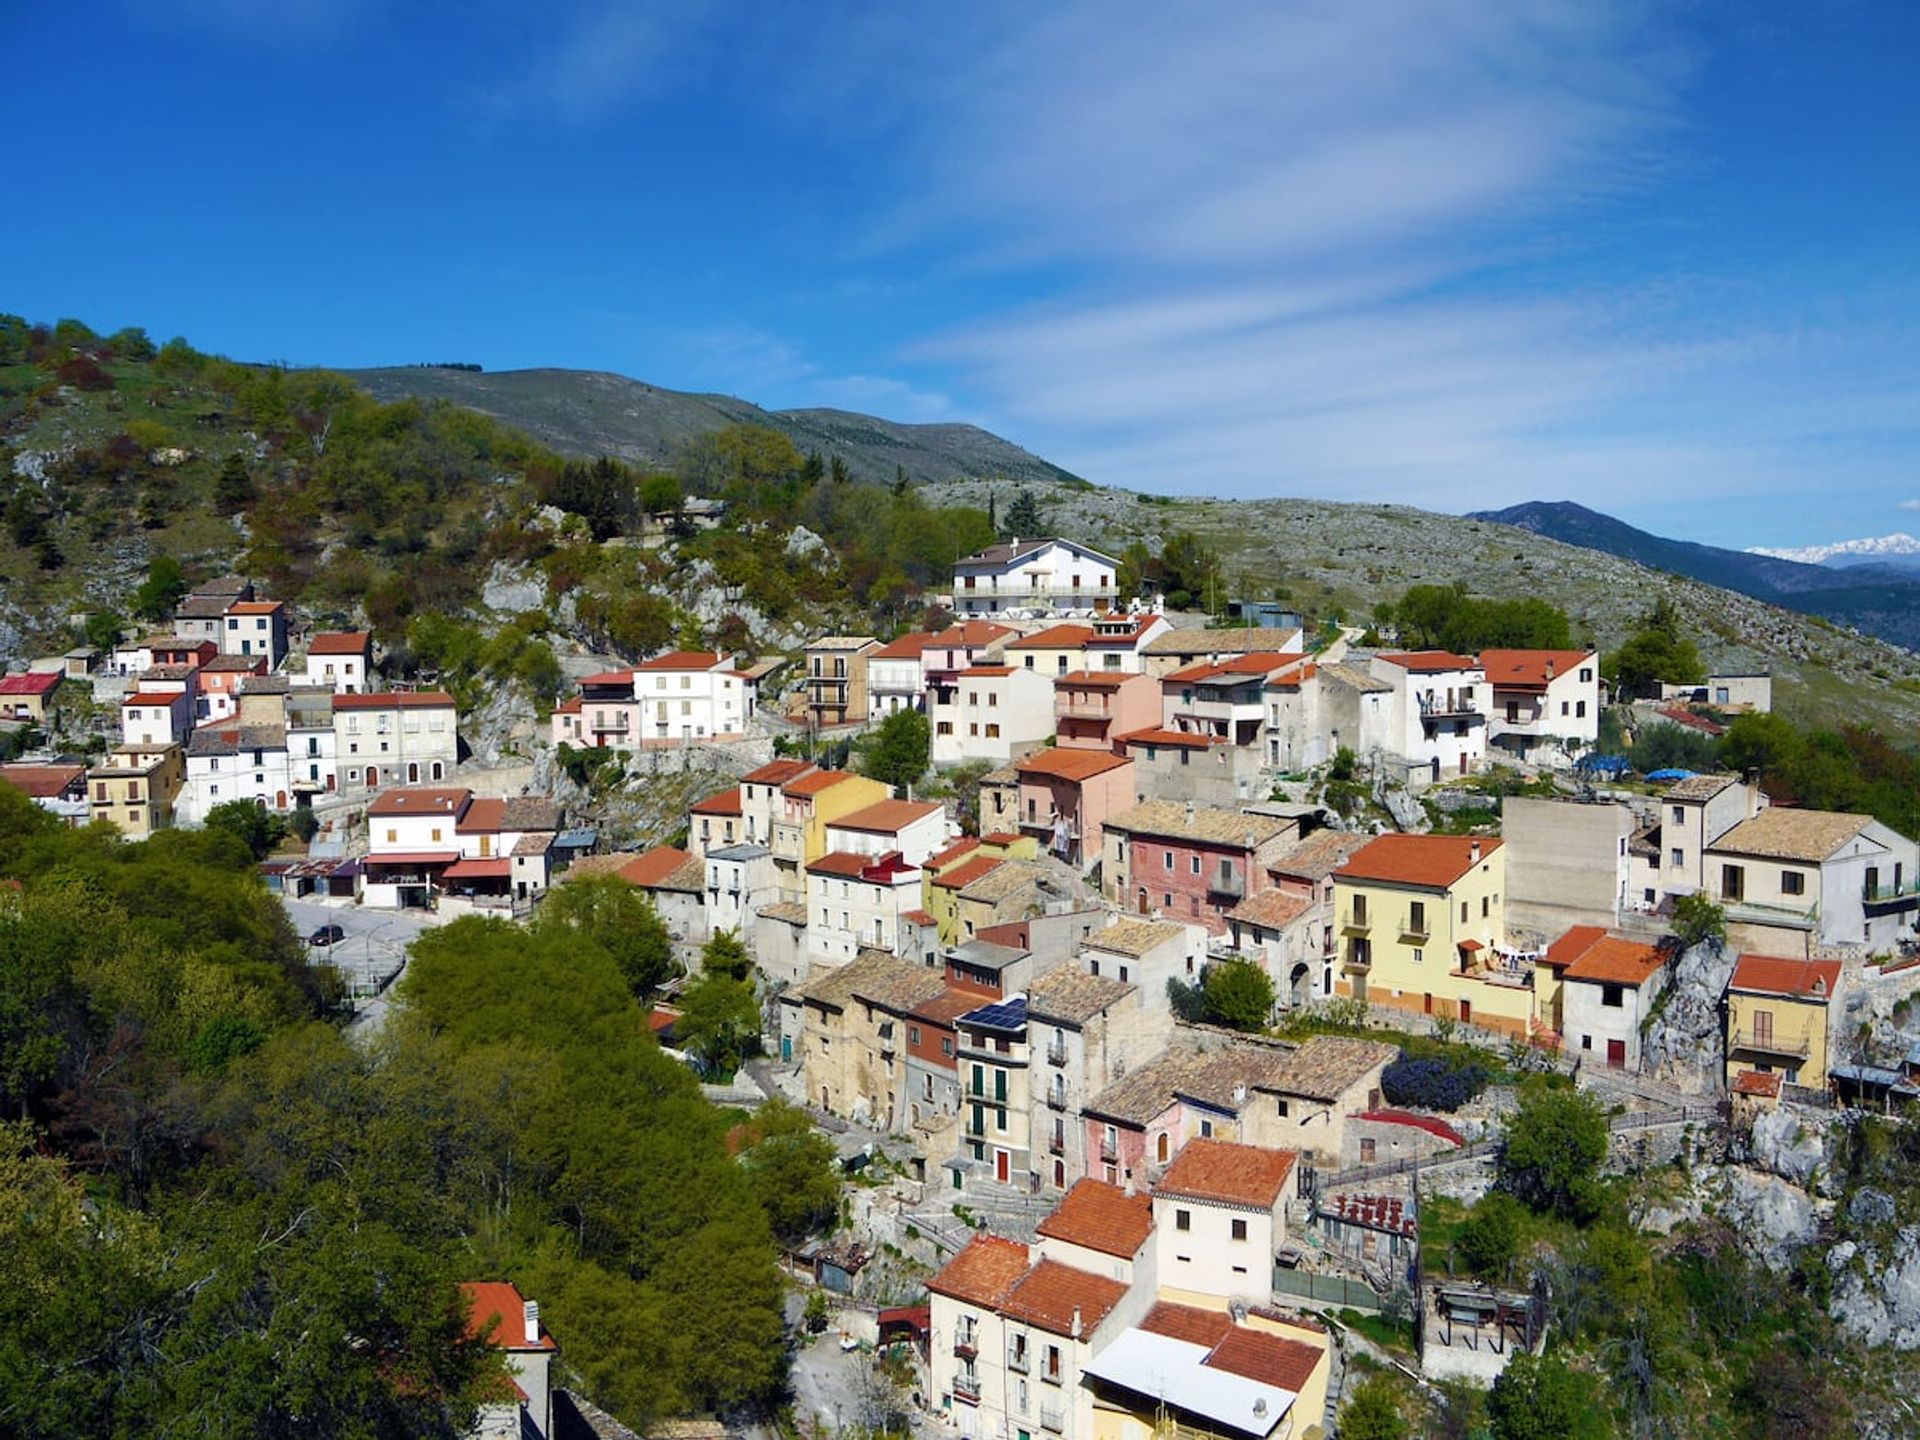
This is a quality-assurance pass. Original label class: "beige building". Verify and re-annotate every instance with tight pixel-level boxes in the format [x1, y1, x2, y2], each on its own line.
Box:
[785, 949, 947, 1129]
[1028, 969, 1169, 1193]
[88, 744, 185, 839]
[803, 636, 880, 728]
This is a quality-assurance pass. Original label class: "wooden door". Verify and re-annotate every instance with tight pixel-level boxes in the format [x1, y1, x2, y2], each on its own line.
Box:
[1606, 1039, 1627, 1069]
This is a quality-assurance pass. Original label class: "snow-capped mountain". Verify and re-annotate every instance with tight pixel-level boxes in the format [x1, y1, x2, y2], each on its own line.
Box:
[1747, 533, 1920, 566]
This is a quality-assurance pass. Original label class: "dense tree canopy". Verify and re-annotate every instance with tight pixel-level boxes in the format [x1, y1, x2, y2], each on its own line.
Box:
[1381, 583, 1574, 653]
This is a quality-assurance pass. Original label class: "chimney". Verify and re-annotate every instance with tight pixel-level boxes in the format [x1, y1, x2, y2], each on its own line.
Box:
[1123, 1177, 1136, 1198]
[1544, 657, 1556, 681]
[1469, 840, 1482, 864]
[1185, 800, 1197, 825]
[1071, 1307, 1083, 1340]
[523, 1299, 540, 1345]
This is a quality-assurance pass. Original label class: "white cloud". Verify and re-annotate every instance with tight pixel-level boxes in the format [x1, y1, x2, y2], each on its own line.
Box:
[683, 328, 952, 424]
[1901, 499, 1920, 512]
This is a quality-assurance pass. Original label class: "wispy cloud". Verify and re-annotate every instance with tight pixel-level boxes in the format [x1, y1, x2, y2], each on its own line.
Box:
[684, 328, 952, 423]
[1901, 499, 1920, 513]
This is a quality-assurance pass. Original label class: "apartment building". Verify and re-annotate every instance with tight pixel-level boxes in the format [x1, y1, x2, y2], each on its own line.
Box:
[952, 537, 1120, 620]
[804, 636, 880, 728]
[334, 691, 458, 791]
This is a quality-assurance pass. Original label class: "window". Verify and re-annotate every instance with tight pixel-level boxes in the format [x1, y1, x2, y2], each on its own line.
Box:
[942, 1038, 954, 1057]
[1602, 983, 1624, 1009]
[386, 828, 396, 843]
[1198, 1118, 1213, 1138]
[1360, 1137, 1377, 1163]
[1156, 1132, 1170, 1162]
[1411, 948, 1423, 966]
[1277, 1098, 1290, 1118]
[1576, 700, 1587, 718]
[1231, 1218, 1248, 1242]
[1580, 1035, 1592, 1050]
[1781, 870, 1805, 896]
[1670, 848, 1684, 869]
[1190, 854, 1200, 876]
[1482, 895, 1490, 918]
[985, 723, 1000, 739]
[1671, 806, 1685, 825]
[1175, 1208, 1191, 1231]
[1580, 666, 1593, 682]
[1163, 852, 1173, 871]
[1460, 901, 1469, 923]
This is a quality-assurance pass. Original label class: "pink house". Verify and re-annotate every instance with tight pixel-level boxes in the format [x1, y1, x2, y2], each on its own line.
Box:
[921, 621, 1015, 690]
[1011, 747, 1134, 868]
[1104, 801, 1299, 936]
[1054, 671, 1160, 754]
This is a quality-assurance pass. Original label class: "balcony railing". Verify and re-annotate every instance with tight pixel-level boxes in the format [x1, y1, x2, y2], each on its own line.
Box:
[967, 1082, 1007, 1103]
[1099, 1137, 1119, 1162]
[1020, 812, 1081, 839]
[1418, 693, 1482, 718]
[1045, 1085, 1067, 1110]
[953, 1376, 981, 1404]
[589, 719, 631, 734]
[1720, 897, 1818, 930]
[1048, 1134, 1065, 1155]
[1057, 699, 1113, 719]
[1046, 1040, 1068, 1066]
[770, 826, 805, 862]
[1341, 908, 1372, 934]
[1731, 1027, 1812, 1059]
[1344, 946, 1373, 971]
[1401, 913, 1431, 941]
[1040, 1405, 1065, 1432]
[1007, 1349, 1030, 1375]
[953, 1337, 978, 1360]
[1864, 879, 1920, 908]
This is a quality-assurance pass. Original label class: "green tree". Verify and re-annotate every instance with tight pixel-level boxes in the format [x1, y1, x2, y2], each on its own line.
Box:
[1605, 600, 1702, 700]
[1458, 1192, 1527, 1280]
[1339, 1374, 1411, 1440]
[83, 609, 124, 653]
[1721, 711, 1804, 781]
[534, 875, 678, 999]
[0, 904, 82, 1116]
[214, 452, 256, 513]
[1670, 892, 1726, 950]
[638, 471, 683, 516]
[202, 798, 286, 860]
[1500, 1080, 1608, 1220]
[676, 970, 760, 1076]
[737, 1100, 841, 1244]
[701, 928, 753, 982]
[1487, 1351, 1608, 1440]
[861, 707, 931, 792]
[1202, 958, 1275, 1031]
[1002, 487, 1046, 537]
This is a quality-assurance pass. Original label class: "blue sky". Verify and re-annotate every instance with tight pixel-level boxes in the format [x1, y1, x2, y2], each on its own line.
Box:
[4, 1, 1919, 549]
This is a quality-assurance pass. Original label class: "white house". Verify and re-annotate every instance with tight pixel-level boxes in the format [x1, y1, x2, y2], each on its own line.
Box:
[1481, 648, 1601, 752]
[1151, 1137, 1296, 1309]
[824, 798, 953, 868]
[805, 850, 925, 965]
[1369, 650, 1490, 785]
[1083, 611, 1173, 672]
[219, 599, 288, 667]
[550, 650, 756, 749]
[121, 686, 196, 748]
[333, 691, 459, 792]
[1555, 931, 1670, 1072]
[300, 632, 374, 694]
[180, 724, 293, 823]
[930, 665, 1057, 767]
[705, 842, 778, 934]
[866, 631, 936, 718]
[953, 537, 1120, 620]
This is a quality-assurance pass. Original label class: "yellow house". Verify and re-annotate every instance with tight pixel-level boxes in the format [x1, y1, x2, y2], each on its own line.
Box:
[772, 769, 888, 898]
[921, 835, 1040, 943]
[1726, 953, 1840, 1091]
[87, 743, 185, 839]
[1331, 834, 1529, 1037]
[1005, 623, 1095, 680]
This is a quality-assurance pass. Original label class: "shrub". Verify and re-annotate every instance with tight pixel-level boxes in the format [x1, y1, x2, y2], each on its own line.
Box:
[1380, 1056, 1487, 1112]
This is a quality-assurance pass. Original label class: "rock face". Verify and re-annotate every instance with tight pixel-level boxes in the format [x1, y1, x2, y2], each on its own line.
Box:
[1709, 1168, 1817, 1272]
[1830, 1226, 1920, 1349]
[482, 561, 547, 615]
[463, 682, 538, 768]
[1641, 939, 1736, 1094]
[1748, 1106, 1830, 1189]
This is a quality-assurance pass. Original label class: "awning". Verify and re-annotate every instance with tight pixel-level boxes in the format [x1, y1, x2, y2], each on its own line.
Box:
[444, 857, 512, 880]
[1458, 939, 1483, 952]
[363, 850, 461, 866]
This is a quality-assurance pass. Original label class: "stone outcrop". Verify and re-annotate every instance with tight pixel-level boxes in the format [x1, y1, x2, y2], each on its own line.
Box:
[1640, 938, 1736, 1094]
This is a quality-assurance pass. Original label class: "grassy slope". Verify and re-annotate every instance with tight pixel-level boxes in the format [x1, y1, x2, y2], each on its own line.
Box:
[347, 365, 1086, 490]
[921, 477, 1920, 738]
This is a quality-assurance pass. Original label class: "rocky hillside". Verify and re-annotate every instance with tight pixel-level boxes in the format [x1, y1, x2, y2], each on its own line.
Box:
[348, 366, 1086, 490]
[921, 477, 1920, 737]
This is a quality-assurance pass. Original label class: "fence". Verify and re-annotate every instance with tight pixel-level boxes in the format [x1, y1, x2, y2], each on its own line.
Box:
[1271, 1268, 1382, 1313]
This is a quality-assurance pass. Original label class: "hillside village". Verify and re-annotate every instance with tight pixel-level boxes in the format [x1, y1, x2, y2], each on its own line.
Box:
[9, 514, 1920, 1438]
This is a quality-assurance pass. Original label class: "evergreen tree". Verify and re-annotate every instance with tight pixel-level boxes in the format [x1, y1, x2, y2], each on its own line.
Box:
[214, 452, 255, 513]
[829, 454, 850, 486]
[1002, 487, 1045, 537]
[799, 449, 825, 489]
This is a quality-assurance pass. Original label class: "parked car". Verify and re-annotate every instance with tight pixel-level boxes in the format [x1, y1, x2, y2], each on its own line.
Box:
[308, 923, 346, 948]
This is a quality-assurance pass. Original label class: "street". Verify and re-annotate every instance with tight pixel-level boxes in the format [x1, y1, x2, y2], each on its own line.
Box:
[280, 898, 437, 1033]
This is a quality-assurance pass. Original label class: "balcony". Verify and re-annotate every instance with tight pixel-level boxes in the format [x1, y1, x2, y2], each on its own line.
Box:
[1864, 879, 1920, 911]
[953, 1375, 981, 1404]
[1418, 693, 1482, 718]
[1020, 811, 1081, 840]
[1041, 1405, 1065, 1433]
[1046, 1040, 1068, 1066]
[770, 825, 805, 863]
[1341, 908, 1372, 935]
[953, 1336, 978, 1360]
[1048, 1134, 1065, 1156]
[1099, 1136, 1120, 1163]
[1207, 871, 1245, 900]
[589, 718, 631, 734]
[1343, 945, 1373, 972]
[1400, 912, 1431, 941]
[1731, 1026, 1812, 1060]
[1045, 1085, 1067, 1110]
[1057, 699, 1114, 720]
[1719, 897, 1818, 931]
[1008, 1349, 1030, 1375]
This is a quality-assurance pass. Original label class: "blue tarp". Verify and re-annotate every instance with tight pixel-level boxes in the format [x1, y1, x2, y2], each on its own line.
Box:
[1577, 754, 1630, 776]
[1646, 768, 1696, 782]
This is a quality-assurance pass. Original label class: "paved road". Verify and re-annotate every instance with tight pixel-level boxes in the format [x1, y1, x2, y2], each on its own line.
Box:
[280, 898, 436, 1033]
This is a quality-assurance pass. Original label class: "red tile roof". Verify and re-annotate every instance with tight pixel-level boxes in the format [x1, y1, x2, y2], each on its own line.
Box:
[617, 845, 696, 888]
[0, 763, 85, 798]
[0, 672, 61, 696]
[1658, 706, 1728, 736]
[1035, 1180, 1153, 1259]
[807, 850, 880, 879]
[1479, 648, 1595, 690]
[1377, 650, 1478, 672]
[1008, 624, 1095, 650]
[932, 621, 1016, 647]
[931, 855, 1003, 891]
[1732, 1069, 1784, 1098]
[367, 786, 470, 817]
[461, 1282, 556, 1352]
[1164, 652, 1301, 684]
[1016, 748, 1132, 781]
[960, 665, 1016, 678]
[871, 631, 940, 660]
[927, 1234, 1031, 1309]
[1155, 1138, 1296, 1209]
[226, 599, 284, 615]
[444, 857, 511, 880]
[690, 786, 744, 816]
[999, 1259, 1130, 1337]
[742, 758, 816, 786]
[1140, 1301, 1234, 1348]
[1204, 1326, 1323, 1391]
[783, 769, 858, 797]
[1336, 834, 1502, 889]
[1057, 670, 1136, 690]
[1542, 923, 1608, 970]
[1562, 936, 1667, 987]
[1120, 727, 1215, 750]
[1730, 953, 1841, 1001]
[833, 799, 945, 834]
[122, 691, 184, 706]
[926, 836, 982, 870]
[633, 650, 726, 671]
[307, 631, 371, 655]
[911, 987, 981, 1025]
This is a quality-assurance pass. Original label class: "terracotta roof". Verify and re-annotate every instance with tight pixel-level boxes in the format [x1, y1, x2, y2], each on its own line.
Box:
[633, 650, 725, 671]
[1267, 830, 1369, 882]
[1376, 650, 1478, 673]
[1228, 889, 1312, 930]
[1156, 1137, 1296, 1209]
[1562, 936, 1667, 987]
[1479, 648, 1595, 690]
[1000, 1259, 1130, 1337]
[807, 850, 879, 878]
[457, 796, 562, 833]
[929, 1232, 1031, 1308]
[1107, 800, 1294, 848]
[742, 758, 815, 786]
[1204, 1326, 1324, 1392]
[1732, 1069, 1784, 1098]
[1087, 917, 1184, 957]
[444, 857, 511, 881]
[1542, 924, 1609, 970]
[1142, 627, 1302, 657]
[1036, 1180, 1153, 1259]
[960, 664, 1016, 678]
[0, 672, 61, 696]
[225, 599, 284, 615]
[461, 1281, 556, 1352]
[1164, 652, 1302, 685]
[1140, 1301, 1234, 1348]
[871, 631, 939, 660]
[1009, 624, 1095, 651]
[334, 690, 455, 710]
[902, 908, 938, 926]
[690, 786, 744, 816]
[932, 855, 1004, 892]
[1663, 773, 1739, 802]
[617, 846, 697, 888]
[1268, 1036, 1396, 1102]
[1121, 727, 1216, 751]
[783, 769, 859, 797]
[1336, 834, 1501, 889]
[926, 836, 982, 870]
[122, 690, 185, 706]
[930, 621, 1017, 646]
[1658, 706, 1727, 735]
[0, 763, 85, 798]
[910, 987, 984, 1026]
[832, 799, 945, 834]
[1056, 669, 1136, 690]
[367, 786, 470, 817]
[1729, 953, 1842, 1001]
[1016, 748, 1132, 781]
[1709, 808, 1873, 863]
[307, 631, 371, 655]
[1027, 967, 1136, 1025]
